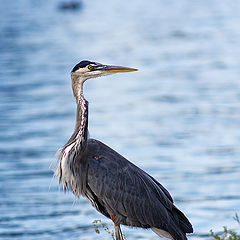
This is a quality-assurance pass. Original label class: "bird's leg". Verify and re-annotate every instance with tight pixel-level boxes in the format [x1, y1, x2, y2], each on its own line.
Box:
[110, 215, 125, 240]
[113, 223, 124, 240]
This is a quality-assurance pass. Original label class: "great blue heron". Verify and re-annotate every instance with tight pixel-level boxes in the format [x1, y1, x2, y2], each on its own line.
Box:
[54, 60, 193, 240]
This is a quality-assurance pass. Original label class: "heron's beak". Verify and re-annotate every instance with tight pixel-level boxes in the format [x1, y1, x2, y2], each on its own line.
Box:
[95, 64, 138, 74]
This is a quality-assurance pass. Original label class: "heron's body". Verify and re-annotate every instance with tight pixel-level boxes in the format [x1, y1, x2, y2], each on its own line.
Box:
[55, 60, 193, 240]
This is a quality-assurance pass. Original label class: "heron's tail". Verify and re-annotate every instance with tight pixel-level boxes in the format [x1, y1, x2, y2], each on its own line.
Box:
[172, 206, 193, 234]
[152, 206, 193, 240]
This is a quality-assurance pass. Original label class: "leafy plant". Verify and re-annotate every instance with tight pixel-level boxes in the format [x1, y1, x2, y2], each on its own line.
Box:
[93, 219, 126, 240]
[210, 214, 240, 240]
[93, 219, 115, 239]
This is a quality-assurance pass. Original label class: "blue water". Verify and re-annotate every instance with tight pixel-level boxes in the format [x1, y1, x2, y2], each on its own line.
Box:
[0, 0, 240, 239]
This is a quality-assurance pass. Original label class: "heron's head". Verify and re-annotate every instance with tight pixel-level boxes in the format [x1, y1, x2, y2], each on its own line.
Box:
[71, 60, 137, 81]
[71, 60, 137, 101]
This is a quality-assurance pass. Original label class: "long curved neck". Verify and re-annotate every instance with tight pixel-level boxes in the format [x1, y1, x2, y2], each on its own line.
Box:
[75, 93, 88, 144]
[71, 74, 89, 146]
[63, 90, 88, 154]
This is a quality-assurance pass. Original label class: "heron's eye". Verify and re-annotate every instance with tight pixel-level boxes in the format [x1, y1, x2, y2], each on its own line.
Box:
[88, 65, 94, 70]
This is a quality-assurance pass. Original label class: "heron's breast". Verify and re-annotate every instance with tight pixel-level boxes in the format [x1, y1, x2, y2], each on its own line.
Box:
[61, 143, 76, 186]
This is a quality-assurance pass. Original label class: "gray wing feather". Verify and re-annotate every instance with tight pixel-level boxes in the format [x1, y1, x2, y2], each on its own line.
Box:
[86, 139, 174, 227]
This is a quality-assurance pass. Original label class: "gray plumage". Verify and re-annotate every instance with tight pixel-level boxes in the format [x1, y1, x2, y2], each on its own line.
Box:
[54, 60, 193, 240]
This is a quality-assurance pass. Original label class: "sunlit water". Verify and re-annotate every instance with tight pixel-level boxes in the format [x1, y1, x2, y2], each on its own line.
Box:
[0, 0, 240, 239]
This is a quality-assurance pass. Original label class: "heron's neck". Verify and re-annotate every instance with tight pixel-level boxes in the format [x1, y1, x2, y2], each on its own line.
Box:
[71, 76, 88, 142]
[75, 93, 88, 143]
[72, 74, 85, 103]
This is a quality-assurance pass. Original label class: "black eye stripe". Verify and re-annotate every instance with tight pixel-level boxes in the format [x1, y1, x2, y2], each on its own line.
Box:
[71, 60, 96, 72]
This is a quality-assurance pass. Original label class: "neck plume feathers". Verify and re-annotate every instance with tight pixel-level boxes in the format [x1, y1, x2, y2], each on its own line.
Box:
[55, 88, 89, 197]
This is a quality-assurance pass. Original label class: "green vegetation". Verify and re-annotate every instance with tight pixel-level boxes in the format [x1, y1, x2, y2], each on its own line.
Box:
[93, 219, 126, 240]
[211, 214, 240, 240]
[93, 214, 240, 240]
[93, 219, 115, 239]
